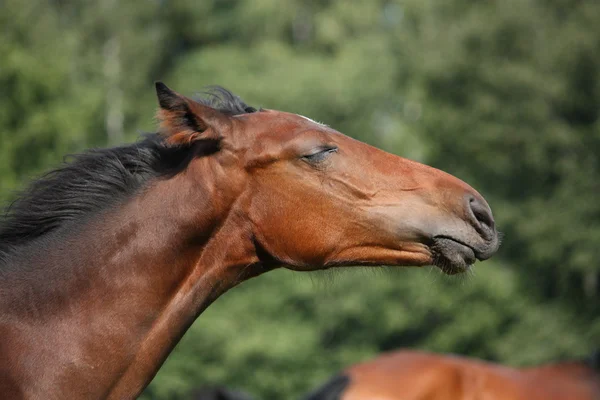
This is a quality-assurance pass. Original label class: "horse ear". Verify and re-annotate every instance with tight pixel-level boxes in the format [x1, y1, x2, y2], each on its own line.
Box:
[155, 82, 229, 145]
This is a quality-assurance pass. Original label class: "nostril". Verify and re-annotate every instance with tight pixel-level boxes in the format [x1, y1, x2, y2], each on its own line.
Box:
[469, 196, 495, 231]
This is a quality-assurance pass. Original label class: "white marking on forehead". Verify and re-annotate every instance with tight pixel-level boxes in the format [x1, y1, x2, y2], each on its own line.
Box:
[298, 114, 328, 127]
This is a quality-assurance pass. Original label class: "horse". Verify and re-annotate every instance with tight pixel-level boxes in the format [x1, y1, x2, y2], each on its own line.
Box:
[0, 83, 499, 399]
[305, 349, 600, 400]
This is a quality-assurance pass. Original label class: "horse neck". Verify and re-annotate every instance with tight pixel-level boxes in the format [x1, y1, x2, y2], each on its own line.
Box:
[106, 175, 263, 398]
[1, 170, 263, 399]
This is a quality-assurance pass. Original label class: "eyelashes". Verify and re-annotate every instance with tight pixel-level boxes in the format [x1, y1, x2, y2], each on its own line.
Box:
[302, 147, 338, 164]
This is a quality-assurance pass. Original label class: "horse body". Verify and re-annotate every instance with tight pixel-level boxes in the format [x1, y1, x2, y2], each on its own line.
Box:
[0, 84, 499, 398]
[321, 350, 600, 400]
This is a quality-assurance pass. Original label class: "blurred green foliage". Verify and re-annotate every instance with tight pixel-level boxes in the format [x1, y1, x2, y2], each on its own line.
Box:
[0, 0, 598, 399]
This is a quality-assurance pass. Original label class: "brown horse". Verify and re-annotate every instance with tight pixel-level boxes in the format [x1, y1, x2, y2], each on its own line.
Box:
[305, 350, 600, 400]
[0, 83, 499, 399]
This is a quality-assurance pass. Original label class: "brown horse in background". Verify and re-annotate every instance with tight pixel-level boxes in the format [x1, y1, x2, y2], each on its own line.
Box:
[0, 83, 499, 399]
[305, 350, 600, 400]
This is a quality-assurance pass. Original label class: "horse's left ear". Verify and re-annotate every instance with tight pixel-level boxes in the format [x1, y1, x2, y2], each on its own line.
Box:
[155, 82, 230, 145]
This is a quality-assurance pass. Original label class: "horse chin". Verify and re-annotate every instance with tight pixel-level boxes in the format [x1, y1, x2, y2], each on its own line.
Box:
[430, 237, 476, 275]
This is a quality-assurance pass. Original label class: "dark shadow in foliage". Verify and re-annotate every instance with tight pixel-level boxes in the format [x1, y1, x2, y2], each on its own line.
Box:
[187, 386, 255, 400]
[301, 374, 350, 400]
[586, 349, 600, 371]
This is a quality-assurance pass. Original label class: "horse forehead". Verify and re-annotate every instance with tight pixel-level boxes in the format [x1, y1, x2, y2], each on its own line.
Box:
[254, 110, 323, 126]
[239, 110, 330, 140]
[297, 114, 328, 127]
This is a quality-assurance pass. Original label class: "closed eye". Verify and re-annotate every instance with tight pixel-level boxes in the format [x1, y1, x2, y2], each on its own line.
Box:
[302, 147, 338, 164]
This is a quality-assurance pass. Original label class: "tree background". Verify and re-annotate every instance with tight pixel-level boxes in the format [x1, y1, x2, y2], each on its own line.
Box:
[1, 0, 598, 399]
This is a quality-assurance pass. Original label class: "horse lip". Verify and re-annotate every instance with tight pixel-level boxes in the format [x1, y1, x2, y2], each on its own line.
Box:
[433, 236, 477, 257]
[432, 235, 497, 261]
[429, 236, 479, 274]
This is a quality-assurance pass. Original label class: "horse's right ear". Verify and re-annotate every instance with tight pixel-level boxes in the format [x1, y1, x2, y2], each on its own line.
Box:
[155, 82, 230, 145]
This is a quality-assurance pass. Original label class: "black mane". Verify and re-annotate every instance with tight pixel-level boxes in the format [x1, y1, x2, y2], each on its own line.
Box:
[194, 86, 258, 115]
[0, 86, 256, 260]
